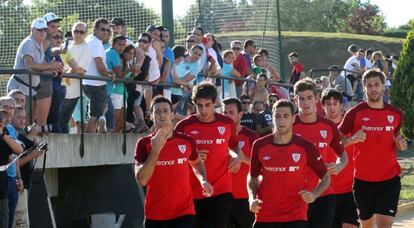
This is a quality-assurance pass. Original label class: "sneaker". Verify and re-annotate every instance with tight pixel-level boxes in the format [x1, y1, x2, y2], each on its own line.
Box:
[97, 116, 107, 133]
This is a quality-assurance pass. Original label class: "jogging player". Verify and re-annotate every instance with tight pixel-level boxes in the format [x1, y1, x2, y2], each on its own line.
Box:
[339, 69, 407, 228]
[222, 98, 259, 228]
[175, 82, 243, 227]
[135, 96, 213, 227]
[321, 88, 359, 228]
[292, 79, 348, 228]
[248, 99, 330, 228]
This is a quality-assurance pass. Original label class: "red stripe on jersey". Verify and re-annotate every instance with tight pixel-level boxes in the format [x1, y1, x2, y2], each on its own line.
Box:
[232, 127, 259, 199]
[250, 134, 327, 222]
[175, 113, 238, 199]
[339, 102, 402, 181]
[134, 131, 198, 220]
[293, 115, 344, 196]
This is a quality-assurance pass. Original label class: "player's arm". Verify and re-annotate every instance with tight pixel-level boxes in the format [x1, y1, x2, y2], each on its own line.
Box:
[190, 157, 213, 197]
[300, 173, 330, 204]
[229, 146, 244, 171]
[152, 40, 163, 66]
[248, 143, 263, 213]
[341, 129, 366, 148]
[135, 129, 169, 186]
[327, 127, 349, 175]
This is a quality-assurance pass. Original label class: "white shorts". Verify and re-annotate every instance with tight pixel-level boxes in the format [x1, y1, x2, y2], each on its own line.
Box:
[111, 93, 124, 109]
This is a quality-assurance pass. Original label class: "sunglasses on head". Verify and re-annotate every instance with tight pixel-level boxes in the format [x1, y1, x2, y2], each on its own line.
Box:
[138, 39, 149, 44]
[100, 28, 111, 32]
[73, 30, 86, 35]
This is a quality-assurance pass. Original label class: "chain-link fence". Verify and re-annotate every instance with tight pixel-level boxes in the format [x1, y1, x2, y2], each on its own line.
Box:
[0, 0, 281, 95]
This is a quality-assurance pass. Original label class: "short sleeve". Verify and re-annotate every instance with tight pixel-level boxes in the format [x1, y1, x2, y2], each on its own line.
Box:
[190, 62, 201, 77]
[134, 137, 150, 164]
[294, 63, 304, 73]
[20, 40, 36, 60]
[330, 124, 344, 156]
[250, 140, 262, 177]
[89, 39, 105, 59]
[228, 121, 239, 149]
[305, 143, 327, 178]
[339, 108, 356, 135]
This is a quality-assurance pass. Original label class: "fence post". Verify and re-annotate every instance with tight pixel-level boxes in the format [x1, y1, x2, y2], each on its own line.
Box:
[122, 82, 127, 156]
[79, 79, 85, 158]
[28, 73, 33, 124]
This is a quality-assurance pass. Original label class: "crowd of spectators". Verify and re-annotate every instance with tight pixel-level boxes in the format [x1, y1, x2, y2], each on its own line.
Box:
[0, 12, 400, 227]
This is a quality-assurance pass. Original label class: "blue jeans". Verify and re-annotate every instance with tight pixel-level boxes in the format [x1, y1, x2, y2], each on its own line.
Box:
[105, 95, 115, 130]
[8, 177, 17, 228]
[59, 97, 79, 133]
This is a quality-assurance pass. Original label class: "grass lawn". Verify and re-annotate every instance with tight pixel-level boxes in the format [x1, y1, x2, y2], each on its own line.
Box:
[399, 144, 414, 205]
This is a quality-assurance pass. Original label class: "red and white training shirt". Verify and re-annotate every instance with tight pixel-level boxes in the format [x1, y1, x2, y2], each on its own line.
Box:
[339, 102, 402, 182]
[175, 113, 239, 199]
[135, 131, 198, 220]
[250, 134, 327, 222]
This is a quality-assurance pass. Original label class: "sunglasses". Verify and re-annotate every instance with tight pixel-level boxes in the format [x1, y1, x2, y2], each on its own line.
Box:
[54, 35, 64, 40]
[36, 28, 48, 33]
[138, 39, 149, 44]
[232, 47, 241, 51]
[73, 30, 86, 35]
[100, 28, 111, 32]
[186, 40, 195, 43]
[242, 101, 251, 104]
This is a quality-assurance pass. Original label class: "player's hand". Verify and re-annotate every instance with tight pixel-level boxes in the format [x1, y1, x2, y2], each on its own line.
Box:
[228, 157, 241, 173]
[150, 127, 170, 153]
[201, 181, 214, 197]
[326, 162, 339, 175]
[198, 150, 210, 162]
[249, 199, 263, 213]
[396, 135, 408, 151]
[351, 129, 366, 144]
[299, 190, 316, 204]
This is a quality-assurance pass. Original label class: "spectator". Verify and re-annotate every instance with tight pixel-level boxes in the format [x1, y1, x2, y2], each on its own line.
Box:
[365, 48, 373, 69]
[251, 54, 269, 78]
[12, 108, 45, 228]
[59, 21, 91, 133]
[106, 35, 128, 132]
[288, 52, 305, 86]
[7, 18, 63, 130]
[161, 28, 175, 96]
[314, 78, 322, 89]
[320, 76, 330, 90]
[328, 65, 353, 100]
[231, 40, 249, 97]
[252, 100, 265, 115]
[204, 33, 222, 75]
[239, 95, 256, 131]
[258, 48, 281, 81]
[171, 45, 201, 119]
[7, 90, 25, 109]
[342, 46, 364, 101]
[221, 50, 241, 98]
[246, 73, 268, 103]
[83, 18, 114, 133]
[242, 39, 255, 69]
[255, 93, 278, 136]
[0, 108, 24, 228]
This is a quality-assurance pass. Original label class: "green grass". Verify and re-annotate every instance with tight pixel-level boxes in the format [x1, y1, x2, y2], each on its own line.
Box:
[399, 145, 414, 204]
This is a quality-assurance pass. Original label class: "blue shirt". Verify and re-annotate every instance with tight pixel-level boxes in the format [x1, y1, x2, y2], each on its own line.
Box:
[6, 124, 17, 178]
[164, 47, 175, 84]
[222, 63, 235, 95]
[105, 48, 122, 96]
[171, 61, 200, 96]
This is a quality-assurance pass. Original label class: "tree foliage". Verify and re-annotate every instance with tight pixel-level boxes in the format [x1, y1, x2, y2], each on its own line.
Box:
[345, 3, 386, 35]
[390, 21, 414, 139]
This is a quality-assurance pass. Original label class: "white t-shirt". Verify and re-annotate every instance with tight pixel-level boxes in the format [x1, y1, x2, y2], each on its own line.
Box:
[342, 56, 360, 76]
[84, 35, 107, 86]
[147, 41, 160, 83]
[64, 41, 92, 99]
[207, 48, 222, 73]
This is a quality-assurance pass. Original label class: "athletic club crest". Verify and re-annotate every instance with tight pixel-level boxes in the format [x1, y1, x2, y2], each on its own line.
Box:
[387, 115, 394, 124]
[239, 141, 245, 149]
[178, 145, 186, 154]
[320, 130, 327, 139]
[218, 126, 225, 135]
[292, 153, 301, 163]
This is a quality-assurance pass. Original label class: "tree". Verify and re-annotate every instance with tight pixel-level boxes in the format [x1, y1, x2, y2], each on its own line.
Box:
[390, 21, 414, 139]
[345, 3, 386, 35]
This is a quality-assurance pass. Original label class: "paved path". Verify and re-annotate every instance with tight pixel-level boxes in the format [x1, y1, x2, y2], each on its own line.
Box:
[394, 211, 414, 227]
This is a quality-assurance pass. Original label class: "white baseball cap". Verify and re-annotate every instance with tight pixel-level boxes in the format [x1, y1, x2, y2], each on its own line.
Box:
[44, 13, 62, 23]
[31, 18, 48, 30]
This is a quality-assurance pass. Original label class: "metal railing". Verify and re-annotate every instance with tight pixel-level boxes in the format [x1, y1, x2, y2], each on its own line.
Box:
[0, 68, 292, 158]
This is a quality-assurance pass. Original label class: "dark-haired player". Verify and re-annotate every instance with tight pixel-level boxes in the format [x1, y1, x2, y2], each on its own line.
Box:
[339, 69, 407, 228]
[248, 99, 329, 228]
[222, 98, 259, 228]
[135, 96, 213, 227]
[175, 82, 244, 227]
[292, 79, 348, 228]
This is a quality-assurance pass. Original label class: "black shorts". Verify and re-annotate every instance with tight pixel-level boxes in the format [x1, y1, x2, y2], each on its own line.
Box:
[353, 176, 401, 220]
[229, 198, 255, 228]
[144, 215, 195, 228]
[333, 192, 359, 227]
[253, 220, 307, 228]
[194, 192, 233, 228]
[83, 85, 106, 118]
[307, 194, 335, 228]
